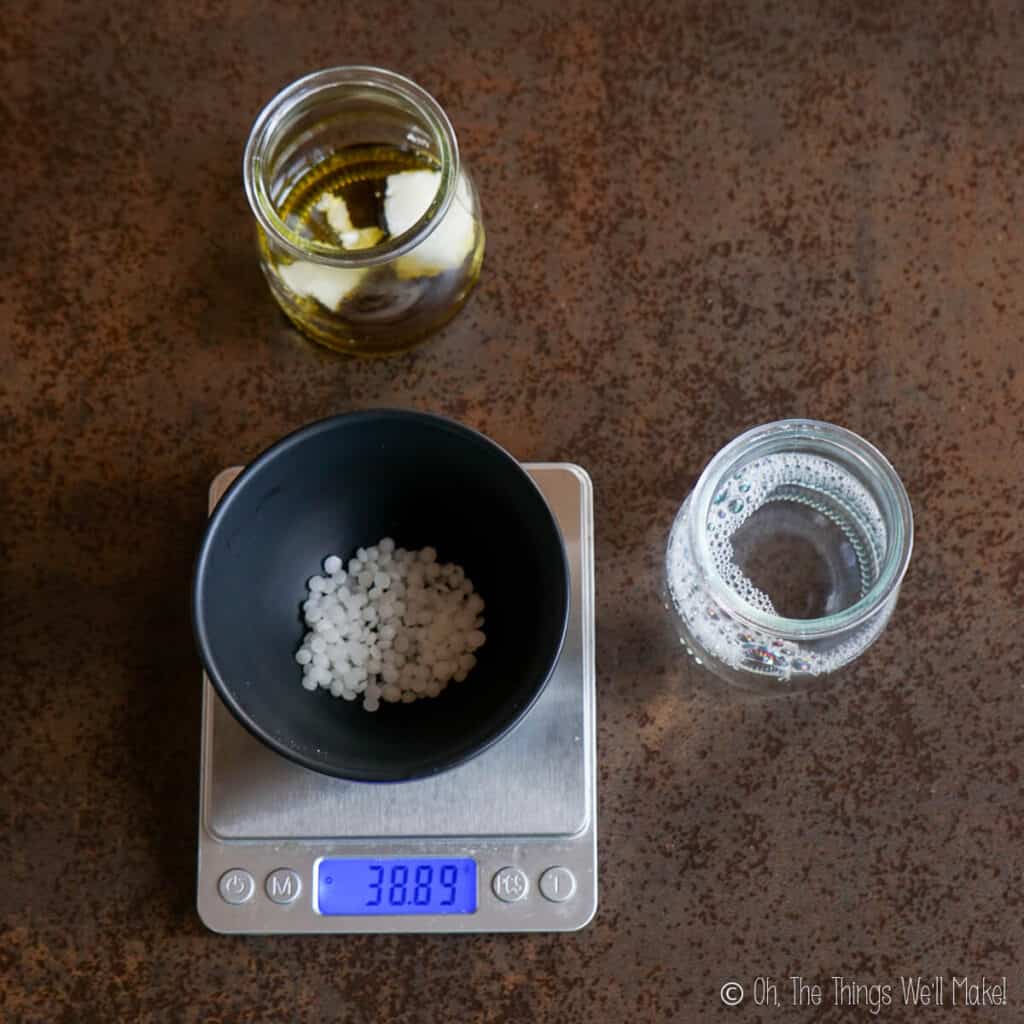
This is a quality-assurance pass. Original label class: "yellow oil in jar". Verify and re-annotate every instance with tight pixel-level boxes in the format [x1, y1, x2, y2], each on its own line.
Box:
[259, 144, 485, 357]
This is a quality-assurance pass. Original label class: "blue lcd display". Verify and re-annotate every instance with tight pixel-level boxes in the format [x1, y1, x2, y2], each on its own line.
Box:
[317, 858, 477, 916]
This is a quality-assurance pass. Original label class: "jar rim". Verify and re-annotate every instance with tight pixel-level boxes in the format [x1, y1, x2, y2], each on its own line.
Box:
[242, 66, 460, 268]
[689, 419, 914, 640]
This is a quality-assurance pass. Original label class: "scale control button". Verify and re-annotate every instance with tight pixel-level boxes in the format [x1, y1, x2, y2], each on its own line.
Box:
[539, 866, 577, 903]
[492, 866, 529, 902]
[218, 868, 255, 905]
[265, 868, 302, 905]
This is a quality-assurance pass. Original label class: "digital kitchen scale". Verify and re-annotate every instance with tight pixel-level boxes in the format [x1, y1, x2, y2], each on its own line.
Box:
[197, 463, 597, 934]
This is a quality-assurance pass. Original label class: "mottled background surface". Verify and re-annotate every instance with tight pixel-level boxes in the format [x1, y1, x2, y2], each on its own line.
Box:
[3, 0, 1023, 1021]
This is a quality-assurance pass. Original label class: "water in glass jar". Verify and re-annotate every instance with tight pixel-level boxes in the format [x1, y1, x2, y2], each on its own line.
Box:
[667, 453, 890, 680]
[707, 453, 885, 620]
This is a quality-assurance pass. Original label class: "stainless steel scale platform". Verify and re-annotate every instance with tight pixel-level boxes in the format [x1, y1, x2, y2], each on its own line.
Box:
[197, 463, 597, 934]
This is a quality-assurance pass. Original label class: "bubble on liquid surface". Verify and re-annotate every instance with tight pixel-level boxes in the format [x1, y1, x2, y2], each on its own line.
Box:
[666, 452, 894, 679]
[703, 453, 887, 618]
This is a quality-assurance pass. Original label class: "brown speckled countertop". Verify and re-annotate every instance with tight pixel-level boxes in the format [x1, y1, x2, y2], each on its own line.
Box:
[4, 1, 1023, 1021]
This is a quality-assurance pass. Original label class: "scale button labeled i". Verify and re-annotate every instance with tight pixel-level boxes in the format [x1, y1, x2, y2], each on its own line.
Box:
[265, 868, 302, 905]
[218, 868, 255, 905]
[492, 867, 529, 902]
[539, 866, 577, 903]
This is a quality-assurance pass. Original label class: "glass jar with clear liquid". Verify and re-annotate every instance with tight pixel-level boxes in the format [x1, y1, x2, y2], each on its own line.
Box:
[665, 420, 913, 694]
[244, 67, 484, 356]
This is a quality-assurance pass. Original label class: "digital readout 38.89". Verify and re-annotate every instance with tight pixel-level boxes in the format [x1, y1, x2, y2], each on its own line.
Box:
[316, 858, 477, 915]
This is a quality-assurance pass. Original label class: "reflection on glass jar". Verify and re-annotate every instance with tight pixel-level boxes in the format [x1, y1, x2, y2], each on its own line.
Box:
[665, 420, 913, 694]
[244, 67, 485, 356]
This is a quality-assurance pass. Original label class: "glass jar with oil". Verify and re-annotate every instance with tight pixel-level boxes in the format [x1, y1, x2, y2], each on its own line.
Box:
[244, 67, 485, 356]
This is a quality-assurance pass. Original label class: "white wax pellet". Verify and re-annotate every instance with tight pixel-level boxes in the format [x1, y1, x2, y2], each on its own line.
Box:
[296, 537, 485, 707]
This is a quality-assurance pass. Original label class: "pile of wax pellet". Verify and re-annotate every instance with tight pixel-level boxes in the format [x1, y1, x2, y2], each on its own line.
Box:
[294, 538, 485, 712]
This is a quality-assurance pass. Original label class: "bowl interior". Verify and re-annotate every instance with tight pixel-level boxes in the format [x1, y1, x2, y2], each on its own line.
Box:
[193, 412, 569, 782]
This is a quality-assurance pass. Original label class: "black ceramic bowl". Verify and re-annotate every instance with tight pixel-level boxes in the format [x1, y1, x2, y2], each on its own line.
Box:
[192, 410, 569, 782]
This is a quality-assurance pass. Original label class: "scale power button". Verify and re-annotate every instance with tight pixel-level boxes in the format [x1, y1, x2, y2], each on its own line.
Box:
[218, 868, 255, 905]
[492, 867, 529, 902]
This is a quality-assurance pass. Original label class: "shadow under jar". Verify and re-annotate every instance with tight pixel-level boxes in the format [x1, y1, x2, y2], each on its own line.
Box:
[244, 67, 485, 357]
[665, 420, 914, 695]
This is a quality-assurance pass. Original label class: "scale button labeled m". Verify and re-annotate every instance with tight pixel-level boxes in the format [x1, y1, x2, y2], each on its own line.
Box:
[265, 868, 302, 904]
